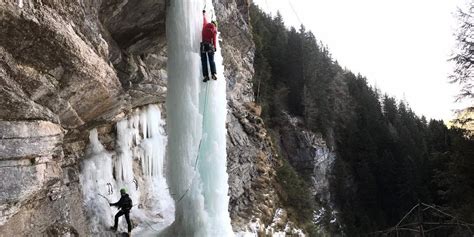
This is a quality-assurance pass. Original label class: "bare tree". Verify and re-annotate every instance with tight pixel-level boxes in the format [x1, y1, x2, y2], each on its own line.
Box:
[450, 2, 473, 101]
[450, 1, 473, 130]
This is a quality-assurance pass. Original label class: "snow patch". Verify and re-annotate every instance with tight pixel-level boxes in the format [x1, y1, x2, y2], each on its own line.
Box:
[236, 210, 305, 237]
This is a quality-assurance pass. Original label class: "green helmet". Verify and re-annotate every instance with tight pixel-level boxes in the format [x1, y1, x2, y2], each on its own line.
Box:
[120, 188, 127, 194]
[211, 20, 218, 28]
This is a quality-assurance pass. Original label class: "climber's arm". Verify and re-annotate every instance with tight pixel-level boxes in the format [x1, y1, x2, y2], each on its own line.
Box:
[203, 10, 208, 28]
[213, 30, 217, 49]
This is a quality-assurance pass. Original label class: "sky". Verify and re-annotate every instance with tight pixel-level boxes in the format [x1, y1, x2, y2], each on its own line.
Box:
[253, 0, 469, 121]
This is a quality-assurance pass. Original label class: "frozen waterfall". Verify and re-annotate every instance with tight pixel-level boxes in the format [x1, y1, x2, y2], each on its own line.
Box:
[163, 0, 234, 236]
[80, 0, 233, 235]
[80, 105, 174, 235]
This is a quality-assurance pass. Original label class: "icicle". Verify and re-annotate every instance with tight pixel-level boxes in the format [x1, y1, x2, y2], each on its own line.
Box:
[79, 129, 116, 234]
[164, 0, 234, 236]
[80, 105, 174, 234]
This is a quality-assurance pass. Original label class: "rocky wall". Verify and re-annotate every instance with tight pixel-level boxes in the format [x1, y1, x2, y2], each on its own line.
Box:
[0, 0, 287, 235]
[0, 1, 167, 235]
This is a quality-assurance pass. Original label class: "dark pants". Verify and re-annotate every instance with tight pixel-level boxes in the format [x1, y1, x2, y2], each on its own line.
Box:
[201, 42, 216, 77]
[113, 210, 132, 232]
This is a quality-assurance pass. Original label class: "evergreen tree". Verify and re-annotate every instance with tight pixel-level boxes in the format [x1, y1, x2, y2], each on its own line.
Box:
[249, 3, 474, 235]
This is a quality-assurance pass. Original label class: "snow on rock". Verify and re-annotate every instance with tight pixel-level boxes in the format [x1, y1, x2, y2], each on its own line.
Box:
[236, 209, 305, 237]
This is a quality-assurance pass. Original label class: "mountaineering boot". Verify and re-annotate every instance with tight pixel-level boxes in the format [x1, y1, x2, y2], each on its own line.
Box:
[212, 74, 217, 80]
[203, 76, 210, 82]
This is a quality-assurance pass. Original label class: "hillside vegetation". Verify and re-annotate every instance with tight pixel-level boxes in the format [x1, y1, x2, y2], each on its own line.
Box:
[250, 4, 474, 235]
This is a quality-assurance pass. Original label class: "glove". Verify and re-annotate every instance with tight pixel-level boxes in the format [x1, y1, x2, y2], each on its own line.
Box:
[203, 10, 206, 13]
[109, 203, 112, 206]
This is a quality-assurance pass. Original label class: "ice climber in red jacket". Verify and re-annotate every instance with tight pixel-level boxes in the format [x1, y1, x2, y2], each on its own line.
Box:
[201, 10, 218, 82]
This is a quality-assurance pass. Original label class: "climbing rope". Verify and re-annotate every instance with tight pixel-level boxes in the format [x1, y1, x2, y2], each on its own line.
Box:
[98, 193, 111, 203]
[287, 0, 303, 26]
[143, 219, 161, 232]
[193, 83, 210, 170]
[174, 1, 216, 202]
[174, 82, 211, 203]
[264, 0, 269, 10]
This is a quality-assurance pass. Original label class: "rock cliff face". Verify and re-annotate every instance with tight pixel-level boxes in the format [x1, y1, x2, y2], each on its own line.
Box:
[0, 1, 168, 235]
[274, 113, 341, 235]
[214, 0, 285, 231]
[0, 0, 286, 235]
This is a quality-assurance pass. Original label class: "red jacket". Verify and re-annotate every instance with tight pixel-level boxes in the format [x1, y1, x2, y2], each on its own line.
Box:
[202, 13, 217, 49]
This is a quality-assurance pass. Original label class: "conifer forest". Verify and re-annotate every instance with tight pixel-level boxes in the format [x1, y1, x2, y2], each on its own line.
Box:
[250, 4, 474, 236]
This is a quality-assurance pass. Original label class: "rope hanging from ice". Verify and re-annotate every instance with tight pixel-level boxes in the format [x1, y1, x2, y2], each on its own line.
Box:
[175, 83, 210, 203]
[163, 0, 234, 235]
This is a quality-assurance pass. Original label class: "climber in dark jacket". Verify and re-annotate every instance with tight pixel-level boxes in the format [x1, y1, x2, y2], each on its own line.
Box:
[110, 188, 133, 234]
[201, 9, 218, 82]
